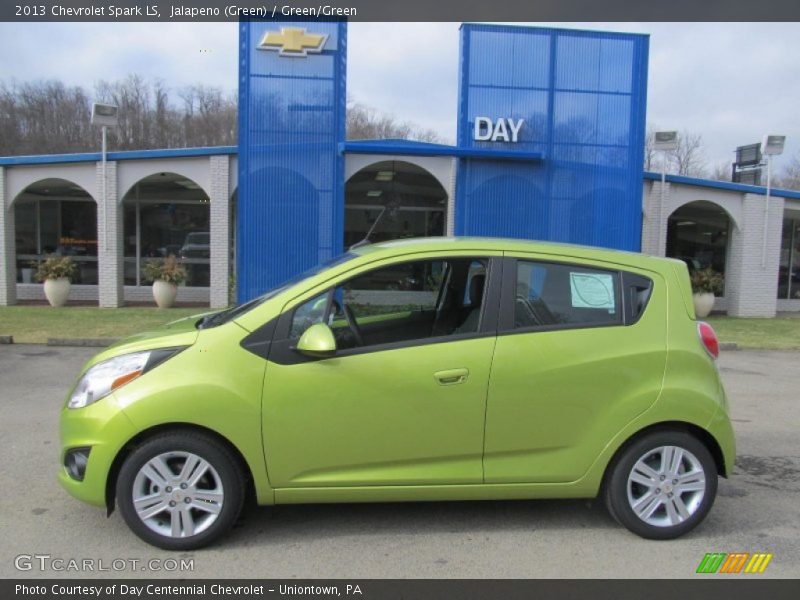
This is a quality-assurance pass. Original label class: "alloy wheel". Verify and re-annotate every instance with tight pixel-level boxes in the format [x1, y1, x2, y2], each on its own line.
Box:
[626, 445, 706, 528]
[131, 451, 224, 538]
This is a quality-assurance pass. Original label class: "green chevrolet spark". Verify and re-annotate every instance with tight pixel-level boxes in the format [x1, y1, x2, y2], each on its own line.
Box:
[59, 237, 734, 549]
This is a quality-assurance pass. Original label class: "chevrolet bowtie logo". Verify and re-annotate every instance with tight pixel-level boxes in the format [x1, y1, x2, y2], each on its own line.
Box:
[257, 27, 328, 57]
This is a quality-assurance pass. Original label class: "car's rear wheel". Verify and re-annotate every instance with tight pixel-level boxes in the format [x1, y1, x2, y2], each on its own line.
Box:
[604, 431, 717, 539]
[116, 432, 244, 550]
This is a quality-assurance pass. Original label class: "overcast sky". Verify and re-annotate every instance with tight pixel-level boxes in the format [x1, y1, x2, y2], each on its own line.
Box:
[0, 21, 797, 170]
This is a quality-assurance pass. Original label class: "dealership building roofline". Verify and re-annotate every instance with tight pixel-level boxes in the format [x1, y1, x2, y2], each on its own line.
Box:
[2, 146, 797, 201]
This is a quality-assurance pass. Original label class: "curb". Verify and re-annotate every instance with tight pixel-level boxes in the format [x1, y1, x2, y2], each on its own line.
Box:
[47, 338, 120, 348]
[0, 335, 13, 344]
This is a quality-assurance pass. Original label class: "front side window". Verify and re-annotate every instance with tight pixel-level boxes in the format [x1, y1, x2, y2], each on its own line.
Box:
[288, 257, 489, 351]
[514, 260, 621, 330]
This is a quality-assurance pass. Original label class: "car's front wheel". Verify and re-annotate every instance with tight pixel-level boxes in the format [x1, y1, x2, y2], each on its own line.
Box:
[604, 431, 718, 539]
[116, 431, 244, 550]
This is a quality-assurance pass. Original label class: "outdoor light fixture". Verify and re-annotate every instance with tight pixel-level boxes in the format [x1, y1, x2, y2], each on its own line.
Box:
[375, 171, 394, 182]
[654, 131, 679, 253]
[366, 190, 383, 197]
[653, 131, 679, 152]
[761, 135, 786, 156]
[90, 103, 119, 128]
[760, 134, 786, 266]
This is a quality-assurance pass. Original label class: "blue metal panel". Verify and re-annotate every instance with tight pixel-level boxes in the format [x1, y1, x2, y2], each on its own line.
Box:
[456, 24, 649, 252]
[237, 20, 346, 302]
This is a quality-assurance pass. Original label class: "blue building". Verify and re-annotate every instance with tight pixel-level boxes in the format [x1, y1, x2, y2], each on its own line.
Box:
[237, 22, 649, 301]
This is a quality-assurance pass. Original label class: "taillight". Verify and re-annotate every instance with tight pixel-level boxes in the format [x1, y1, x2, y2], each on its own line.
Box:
[697, 321, 719, 359]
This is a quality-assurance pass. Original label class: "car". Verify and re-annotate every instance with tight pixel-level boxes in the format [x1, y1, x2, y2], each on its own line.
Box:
[179, 232, 211, 260]
[59, 237, 735, 550]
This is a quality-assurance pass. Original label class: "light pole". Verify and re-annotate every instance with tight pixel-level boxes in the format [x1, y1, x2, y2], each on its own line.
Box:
[654, 131, 679, 255]
[760, 135, 786, 267]
[90, 103, 119, 253]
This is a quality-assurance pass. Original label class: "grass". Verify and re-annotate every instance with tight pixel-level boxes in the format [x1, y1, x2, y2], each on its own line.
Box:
[705, 316, 800, 350]
[0, 307, 798, 350]
[0, 306, 203, 344]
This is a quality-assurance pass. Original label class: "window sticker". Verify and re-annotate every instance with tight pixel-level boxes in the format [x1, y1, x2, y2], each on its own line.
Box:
[570, 272, 615, 311]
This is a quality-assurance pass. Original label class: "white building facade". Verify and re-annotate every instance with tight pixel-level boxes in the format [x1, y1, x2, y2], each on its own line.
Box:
[1, 145, 799, 316]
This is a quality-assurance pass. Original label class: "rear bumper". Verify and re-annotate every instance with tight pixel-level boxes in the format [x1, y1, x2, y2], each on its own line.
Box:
[706, 404, 736, 478]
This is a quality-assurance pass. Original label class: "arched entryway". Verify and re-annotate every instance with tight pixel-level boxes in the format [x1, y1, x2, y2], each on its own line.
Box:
[666, 200, 732, 287]
[121, 172, 210, 288]
[13, 178, 98, 287]
[344, 160, 447, 247]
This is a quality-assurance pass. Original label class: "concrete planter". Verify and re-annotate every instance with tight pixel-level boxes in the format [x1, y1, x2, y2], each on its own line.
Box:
[693, 292, 715, 318]
[152, 280, 178, 309]
[43, 278, 71, 307]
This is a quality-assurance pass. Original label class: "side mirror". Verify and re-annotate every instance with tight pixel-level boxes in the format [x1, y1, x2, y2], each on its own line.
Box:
[295, 323, 337, 358]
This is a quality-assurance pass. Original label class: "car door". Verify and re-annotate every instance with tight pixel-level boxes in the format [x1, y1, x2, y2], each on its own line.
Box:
[260, 253, 502, 488]
[483, 255, 667, 483]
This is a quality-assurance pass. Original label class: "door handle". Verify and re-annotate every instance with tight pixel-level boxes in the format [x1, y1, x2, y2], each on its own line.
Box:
[434, 368, 469, 386]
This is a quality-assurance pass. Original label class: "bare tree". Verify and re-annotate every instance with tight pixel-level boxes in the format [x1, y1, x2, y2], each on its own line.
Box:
[346, 101, 441, 143]
[643, 125, 709, 177]
[643, 126, 658, 171]
[669, 130, 708, 177]
[709, 160, 732, 182]
[0, 77, 444, 156]
[778, 152, 800, 191]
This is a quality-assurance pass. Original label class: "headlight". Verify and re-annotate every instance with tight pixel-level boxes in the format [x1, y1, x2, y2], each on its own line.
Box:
[68, 347, 184, 409]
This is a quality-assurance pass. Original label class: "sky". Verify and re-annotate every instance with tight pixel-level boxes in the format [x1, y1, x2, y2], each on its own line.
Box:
[0, 21, 798, 170]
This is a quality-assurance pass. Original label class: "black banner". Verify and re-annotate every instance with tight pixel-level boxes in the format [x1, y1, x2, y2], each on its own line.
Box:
[1, 0, 800, 22]
[4, 580, 800, 600]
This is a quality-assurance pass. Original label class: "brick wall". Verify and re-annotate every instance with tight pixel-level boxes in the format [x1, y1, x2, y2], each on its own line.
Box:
[97, 161, 122, 307]
[0, 166, 16, 305]
[726, 193, 784, 317]
[209, 155, 231, 308]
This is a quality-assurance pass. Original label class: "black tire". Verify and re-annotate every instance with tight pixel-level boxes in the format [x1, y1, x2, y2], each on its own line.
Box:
[604, 430, 717, 540]
[116, 431, 245, 550]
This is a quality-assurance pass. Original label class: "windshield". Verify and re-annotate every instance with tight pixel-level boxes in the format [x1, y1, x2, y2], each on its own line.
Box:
[197, 251, 359, 329]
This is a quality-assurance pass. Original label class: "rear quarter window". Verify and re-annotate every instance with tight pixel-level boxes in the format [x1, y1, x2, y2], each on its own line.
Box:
[513, 260, 622, 330]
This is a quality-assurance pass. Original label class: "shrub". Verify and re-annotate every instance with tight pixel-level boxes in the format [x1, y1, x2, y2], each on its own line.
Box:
[142, 255, 187, 285]
[691, 267, 724, 295]
[34, 255, 77, 282]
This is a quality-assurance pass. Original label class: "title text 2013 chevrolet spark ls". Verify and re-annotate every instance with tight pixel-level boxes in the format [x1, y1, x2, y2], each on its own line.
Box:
[59, 238, 735, 549]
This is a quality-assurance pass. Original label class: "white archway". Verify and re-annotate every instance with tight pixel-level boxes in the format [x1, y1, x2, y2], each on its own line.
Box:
[120, 172, 211, 288]
[12, 177, 99, 291]
[666, 200, 732, 294]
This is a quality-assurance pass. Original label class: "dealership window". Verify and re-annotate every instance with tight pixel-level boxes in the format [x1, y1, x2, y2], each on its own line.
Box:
[122, 173, 210, 288]
[344, 161, 446, 248]
[513, 260, 621, 329]
[13, 179, 98, 285]
[778, 218, 800, 300]
[666, 201, 730, 291]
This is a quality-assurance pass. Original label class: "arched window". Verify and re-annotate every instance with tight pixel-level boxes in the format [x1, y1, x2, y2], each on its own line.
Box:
[13, 178, 97, 286]
[666, 201, 731, 289]
[121, 172, 210, 287]
[344, 160, 447, 247]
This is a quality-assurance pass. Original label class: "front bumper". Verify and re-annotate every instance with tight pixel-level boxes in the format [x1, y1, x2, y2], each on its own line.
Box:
[58, 394, 138, 507]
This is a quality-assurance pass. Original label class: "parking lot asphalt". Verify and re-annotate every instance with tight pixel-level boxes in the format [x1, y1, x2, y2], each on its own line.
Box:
[0, 344, 798, 579]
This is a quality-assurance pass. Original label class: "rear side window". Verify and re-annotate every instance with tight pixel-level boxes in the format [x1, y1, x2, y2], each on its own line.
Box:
[513, 260, 622, 330]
